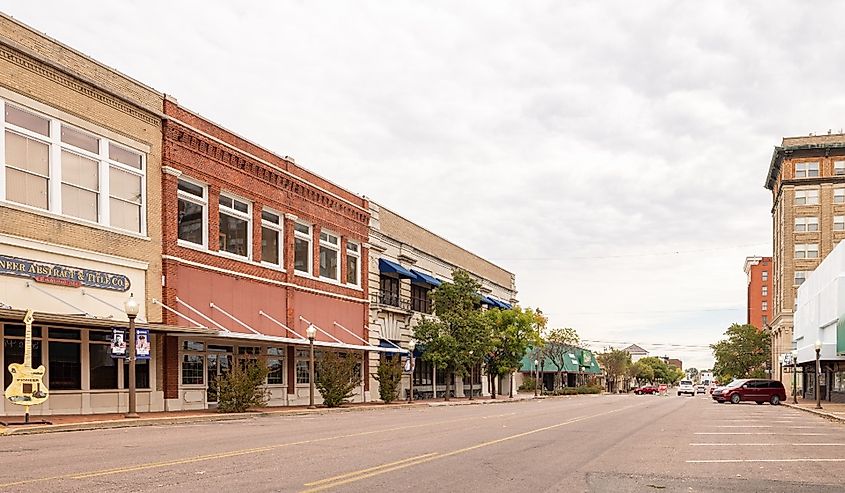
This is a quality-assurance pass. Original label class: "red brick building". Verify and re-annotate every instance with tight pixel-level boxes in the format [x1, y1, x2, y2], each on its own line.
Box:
[158, 97, 396, 409]
[744, 256, 772, 330]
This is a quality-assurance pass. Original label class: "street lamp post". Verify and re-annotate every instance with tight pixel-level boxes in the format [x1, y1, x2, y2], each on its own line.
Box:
[791, 349, 798, 404]
[408, 340, 416, 403]
[814, 339, 823, 410]
[534, 359, 539, 398]
[307, 324, 317, 409]
[124, 294, 140, 419]
[468, 350, 474, 401]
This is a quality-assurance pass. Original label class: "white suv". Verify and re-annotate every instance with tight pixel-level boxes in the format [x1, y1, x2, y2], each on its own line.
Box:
[677, 380, 695, 396]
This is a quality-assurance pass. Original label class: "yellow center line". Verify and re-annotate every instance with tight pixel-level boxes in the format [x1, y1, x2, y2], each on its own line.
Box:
[301, 402, 646, 492]
[0, 409, 519, 488]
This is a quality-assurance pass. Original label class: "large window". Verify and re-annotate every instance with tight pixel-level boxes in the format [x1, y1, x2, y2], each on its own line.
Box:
[795, 189, 819, 206]
[835, 216, 845, 231]
[89, 329, 117, 390]
[794, 216, 819, 232]
[835, 188, 845, 204]
[261, 209, 283, 266]
[346, 242, 360, 286]
[794, 271, 808, 286]
[795, 243, 819, 259]
[219, 193, 251, 258]
[177, 178, 207, 246]
[2, 101, 146, 233]
[319, 230, 340, 281]
[795, 161, 819, 178]
[836, 161, 845, 176]
[411, 284, 432, 313]
[267, 347, 285, 385]
[48, 328, 81, 390]
[181, 340, 206, 385]
[294, 222, 312, 274]
[296, 348, 311, 384]
[3, 325, 42, 389]
[380, 275, 400, 307]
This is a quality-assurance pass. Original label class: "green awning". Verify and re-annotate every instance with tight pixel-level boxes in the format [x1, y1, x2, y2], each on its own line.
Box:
[520, 347, 598, 373]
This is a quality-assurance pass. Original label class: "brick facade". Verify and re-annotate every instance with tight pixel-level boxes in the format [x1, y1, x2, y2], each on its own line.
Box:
[744, 256, 772, 330]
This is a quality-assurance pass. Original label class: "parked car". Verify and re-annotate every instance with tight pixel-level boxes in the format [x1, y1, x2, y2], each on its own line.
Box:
[677, 380, 695, 396]
[634, 385, 658, 395]
[695, 385, 706, 394]
[711, 379, 786, 405]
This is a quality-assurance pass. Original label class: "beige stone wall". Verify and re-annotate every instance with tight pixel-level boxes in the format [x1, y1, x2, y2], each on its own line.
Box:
[0, 16, 164, 322]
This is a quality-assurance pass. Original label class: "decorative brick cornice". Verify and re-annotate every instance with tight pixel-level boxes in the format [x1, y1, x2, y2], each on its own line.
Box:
[0, 42, 160, 127]
[162, 166, 183, 177]
[165, 123, 369, 225]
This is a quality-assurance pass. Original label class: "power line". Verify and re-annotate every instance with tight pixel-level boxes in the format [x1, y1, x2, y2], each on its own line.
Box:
[581, 339, 714, 350]
[561, 307, 743, 316]
[490, 242, 769, 261]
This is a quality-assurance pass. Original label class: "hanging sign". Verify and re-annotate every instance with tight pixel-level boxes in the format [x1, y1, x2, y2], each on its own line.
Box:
[0, 254, 130, 292]
[136, 329, 151, 360]
[110, 328, 127, 358]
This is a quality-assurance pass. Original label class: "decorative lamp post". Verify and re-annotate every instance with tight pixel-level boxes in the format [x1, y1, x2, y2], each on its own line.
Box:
[814, 339, 823, 410]
[307, 324, 317, 409]
[534, 359, 539, 398]
[791, 349, 798, 404]
[467, 350, 474, 401]
[124, 294, 140, 419]
[408, 340, 416, 403]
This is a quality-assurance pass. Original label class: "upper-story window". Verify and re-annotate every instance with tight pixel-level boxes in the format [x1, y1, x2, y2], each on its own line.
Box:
[762, 301, 768, 312]
[2, 100, 146, 234]
[794, 243, 819, 259]
[177, 178, 207, 246]
[794, 216, 819, 232]
[762, 286, 768, 297]
[794, 271, 808, 286]
[294, 222, 312, 274]
[261, 209, 283, 266]
[836, 188, 845, 204]
[795, 189, 819, 206]
[346, 241, 360, 286]
[795, 161, 819, 178]
[835, 161, 845, 176]
[218, 193, 251, 258]
[762, 270, 768, 281]
[835, 216, 845, 231]
[319, 230, 340, 281]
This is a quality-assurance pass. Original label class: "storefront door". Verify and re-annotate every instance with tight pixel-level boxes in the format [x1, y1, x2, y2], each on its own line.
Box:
[206, 346, 232, 404]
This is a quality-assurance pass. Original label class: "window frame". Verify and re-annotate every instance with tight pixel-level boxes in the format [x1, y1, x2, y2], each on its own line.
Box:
[835, 215, 845, 231]
[217, 191, 252, 259]
[176, 176, 209, 248]
[795, 161, 820, 178]
[319, 228, 340, 281]
[294, 221, 313, 274]
[835, 161, 845, 176]
[794, 243, 819, 259]
[794, 216, 819, 233]
[795, 189, 819, 206]
[260, 207, 284, 268]
[346, 241, 360, 286]
[835, 188, 845, 204]
[0, 99, 147, 235]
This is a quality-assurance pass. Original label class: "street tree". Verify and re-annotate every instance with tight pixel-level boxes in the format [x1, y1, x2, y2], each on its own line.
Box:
[711, 323, 771, 381]
[485, 306, 542, 398]
[597, 348, 631, 393]
[543, 327, 580, 390]
[686, 367, 699, 382]
[637, 356, 672, 383]
[628, 360, 654, 385]
[413, 269, 486, 401]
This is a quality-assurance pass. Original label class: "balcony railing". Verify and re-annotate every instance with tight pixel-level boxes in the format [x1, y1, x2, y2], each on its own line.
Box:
[371, 291, 433, 314]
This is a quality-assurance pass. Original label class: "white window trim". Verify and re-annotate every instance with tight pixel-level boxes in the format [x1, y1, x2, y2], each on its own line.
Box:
[835, 216, 845, 231]
[835, 161, 845, 175]
[346, 240, 361, 287]
[1, 99, 147, 235]
[294, 221, 313, 274]
[795, 161, 819, 178]
[795, 189, 820, 206]
[794, 243, 819, 259]
[318, 228, 340, 282]
[176, 176, 209, 248]
[218, 191, 252, 260]
[794, 216, 819, 232]
[261, 207, 284, 268]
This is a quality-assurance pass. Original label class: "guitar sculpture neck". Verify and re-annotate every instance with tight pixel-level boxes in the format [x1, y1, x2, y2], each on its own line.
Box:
[23, 309, 34, 368]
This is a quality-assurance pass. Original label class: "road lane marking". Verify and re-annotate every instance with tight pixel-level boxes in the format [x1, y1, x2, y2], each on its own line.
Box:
[303, 453, 439, 486]
[301, 401, 650, 492]
[694, 432, 825, 436]
[0, 409, 520, 488]
[690, 443, 845, 446]
[687, 458, 845, 463]
[711, 425, 820, 429]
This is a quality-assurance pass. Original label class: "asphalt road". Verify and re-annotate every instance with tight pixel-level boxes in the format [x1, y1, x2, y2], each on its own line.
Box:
[1, 393, 844, 492]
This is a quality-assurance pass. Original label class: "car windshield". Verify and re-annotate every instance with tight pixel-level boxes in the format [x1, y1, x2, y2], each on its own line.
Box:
[680, 381, 692, 385]
[726, 379, 748, 388]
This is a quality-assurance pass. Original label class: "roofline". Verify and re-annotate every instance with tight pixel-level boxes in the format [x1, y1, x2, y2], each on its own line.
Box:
[373, 201, 515, 278]
[0, 12, 164, 98]
[765, 141, 845, 190]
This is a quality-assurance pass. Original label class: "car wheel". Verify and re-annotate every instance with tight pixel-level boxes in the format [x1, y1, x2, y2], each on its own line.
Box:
[677, 392, 681, 396]
[770, 395, 780, 406]
[756, 401, 763, 405]
[730, 394, 741, 404]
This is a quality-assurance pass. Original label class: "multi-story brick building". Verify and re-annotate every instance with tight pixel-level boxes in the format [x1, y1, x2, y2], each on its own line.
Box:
[765, 133, 845, 388]
[368, 203, 517, 400]
[159, 99, 402, 409]
[743, 256, 772, 330]
[0, 14, 211, 417]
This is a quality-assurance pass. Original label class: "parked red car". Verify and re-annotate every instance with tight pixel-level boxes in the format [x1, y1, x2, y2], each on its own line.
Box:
[633, 385, 658, 395]
[711, 379, 786, 405]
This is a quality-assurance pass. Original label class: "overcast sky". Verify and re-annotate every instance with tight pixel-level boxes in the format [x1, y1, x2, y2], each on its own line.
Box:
[8, 1, 845, 369]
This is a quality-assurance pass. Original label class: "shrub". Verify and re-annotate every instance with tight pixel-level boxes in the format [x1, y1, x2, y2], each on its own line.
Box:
[215, 360, 270, 413]
[316, 352, 363, 408]
[550, 385, 602, 396]
[374, 356, 403, 403]
[518, 376, 538, 392]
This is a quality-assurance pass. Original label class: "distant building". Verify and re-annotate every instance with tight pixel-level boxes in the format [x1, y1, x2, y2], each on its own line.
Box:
[744, 256, 773, 330]
[765, 133, 845, 387]
[623, 344, 649, 362]
[668, 358, 683, 371]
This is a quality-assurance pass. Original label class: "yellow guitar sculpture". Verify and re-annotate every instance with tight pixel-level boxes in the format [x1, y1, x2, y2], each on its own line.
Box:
[4, 309, 49, 406]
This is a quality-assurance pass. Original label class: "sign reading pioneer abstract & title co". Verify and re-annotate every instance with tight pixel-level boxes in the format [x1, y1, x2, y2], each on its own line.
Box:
[0, 254, 130, 292]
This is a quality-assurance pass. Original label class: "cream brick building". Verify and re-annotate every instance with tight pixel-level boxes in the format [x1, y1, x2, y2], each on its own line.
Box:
[765, 133, 845, 389]
[367, 202, 517, 400]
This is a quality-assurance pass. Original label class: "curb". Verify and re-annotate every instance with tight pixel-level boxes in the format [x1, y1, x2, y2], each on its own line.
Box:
[427, 397, 537, 407]
[782, 403, 845, 423]
[0, 402, 416, 437]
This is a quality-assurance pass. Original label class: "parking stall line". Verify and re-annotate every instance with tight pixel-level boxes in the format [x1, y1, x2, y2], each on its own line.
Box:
[690, 443, 845, 447]
[694, 432, 826, 436]
[687, 458, 845, 464]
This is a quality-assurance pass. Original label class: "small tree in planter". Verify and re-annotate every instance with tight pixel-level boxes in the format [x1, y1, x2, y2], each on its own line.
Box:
[374, 356, 404, 403]
[316, 352, 363, 407]
[215, 359, 270, 413]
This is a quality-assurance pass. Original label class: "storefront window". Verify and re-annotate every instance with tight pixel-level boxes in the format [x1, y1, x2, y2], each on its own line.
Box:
[89, 343, 118, 389]
[182, 354, 204, 385]
[267, 347, 285, 385]
[3, 332, 42, 389]
[296, 349, 310, 384]
[49, 341, 81, 390]
[123, 359, 150, 389]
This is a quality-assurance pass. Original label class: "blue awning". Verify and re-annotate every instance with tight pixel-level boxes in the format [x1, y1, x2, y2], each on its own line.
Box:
[480, 295, 496, 307]
[410, 269, 442, 286]
[379, 258, 415, 279]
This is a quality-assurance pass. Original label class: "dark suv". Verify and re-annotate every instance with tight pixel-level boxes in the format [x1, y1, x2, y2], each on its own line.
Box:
[712, 379, 786, 405]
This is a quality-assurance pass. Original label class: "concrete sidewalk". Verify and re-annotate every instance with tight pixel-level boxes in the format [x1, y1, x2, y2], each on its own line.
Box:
[782, 396, 845, 423]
